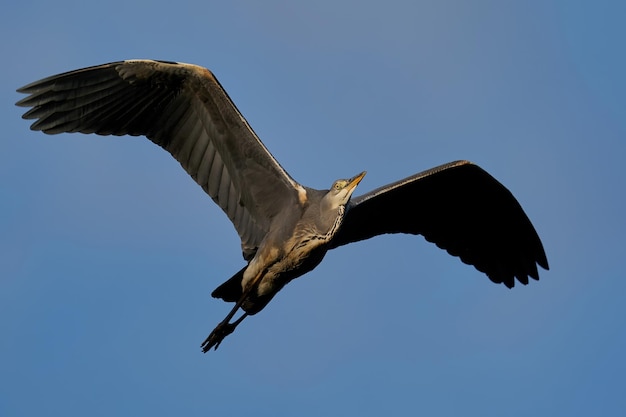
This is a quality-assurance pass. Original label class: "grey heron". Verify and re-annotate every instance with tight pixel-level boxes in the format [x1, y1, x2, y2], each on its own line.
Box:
[16, 60, 549, 352]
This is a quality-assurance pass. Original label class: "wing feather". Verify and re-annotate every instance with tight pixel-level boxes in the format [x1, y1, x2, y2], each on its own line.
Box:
[17, 59, 303, 258]
[330, 160, 548, 287]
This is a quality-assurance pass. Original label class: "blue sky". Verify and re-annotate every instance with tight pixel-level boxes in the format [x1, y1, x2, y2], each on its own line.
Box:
[2, 1, 624, 416]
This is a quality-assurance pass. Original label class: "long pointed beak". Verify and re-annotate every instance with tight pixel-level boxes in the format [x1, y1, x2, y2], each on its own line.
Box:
[347, 171, 367, 191]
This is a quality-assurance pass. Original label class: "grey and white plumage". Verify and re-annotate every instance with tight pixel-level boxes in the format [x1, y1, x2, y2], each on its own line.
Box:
[16, 59, 549, 351]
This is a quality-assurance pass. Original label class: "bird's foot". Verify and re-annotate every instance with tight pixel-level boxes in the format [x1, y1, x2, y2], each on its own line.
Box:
[200, 313, 248, 353]
[201, 322, 236, 352]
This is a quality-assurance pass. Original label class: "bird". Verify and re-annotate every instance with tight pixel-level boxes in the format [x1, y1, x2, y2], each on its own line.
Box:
[16, 59, 549, 352]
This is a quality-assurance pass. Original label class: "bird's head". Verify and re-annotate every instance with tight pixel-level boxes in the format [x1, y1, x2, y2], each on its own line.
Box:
[322, 171, 367, 210]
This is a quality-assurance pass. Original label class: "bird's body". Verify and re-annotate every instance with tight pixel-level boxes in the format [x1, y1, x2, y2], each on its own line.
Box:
[224, 182, 358, 315]
[16, 60, 549, 351]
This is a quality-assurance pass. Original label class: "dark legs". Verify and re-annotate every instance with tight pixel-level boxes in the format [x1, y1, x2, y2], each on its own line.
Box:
[201, 271, 261, 352]
[201, 310, 248, 352]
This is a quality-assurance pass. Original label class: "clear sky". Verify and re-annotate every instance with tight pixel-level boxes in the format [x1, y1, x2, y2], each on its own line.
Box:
[2, 1, 624, 416]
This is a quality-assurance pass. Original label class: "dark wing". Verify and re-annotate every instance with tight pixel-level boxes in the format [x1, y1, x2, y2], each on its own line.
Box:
[16, 60, 305, 260]
[329, 160, 549, 288]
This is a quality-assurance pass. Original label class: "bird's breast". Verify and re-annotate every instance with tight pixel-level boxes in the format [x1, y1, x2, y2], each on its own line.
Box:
[252, 206, 345, 299]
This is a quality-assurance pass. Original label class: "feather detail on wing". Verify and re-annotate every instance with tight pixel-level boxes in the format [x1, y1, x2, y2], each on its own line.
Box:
[330, 160, 549, 287]
[17, 60, 305, 259]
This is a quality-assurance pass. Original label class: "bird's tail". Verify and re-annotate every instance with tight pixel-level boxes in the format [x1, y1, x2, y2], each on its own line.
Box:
[211, 266, 246, 302]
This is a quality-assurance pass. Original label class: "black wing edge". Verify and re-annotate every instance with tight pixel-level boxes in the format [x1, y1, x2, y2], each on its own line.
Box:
[330, 160, 549, 288]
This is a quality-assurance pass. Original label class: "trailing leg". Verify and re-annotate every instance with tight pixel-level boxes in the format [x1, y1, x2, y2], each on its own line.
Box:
[201, 270, 263, 352]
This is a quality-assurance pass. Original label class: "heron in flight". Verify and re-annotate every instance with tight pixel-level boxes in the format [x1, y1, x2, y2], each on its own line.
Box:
[16, 60, 549, 351]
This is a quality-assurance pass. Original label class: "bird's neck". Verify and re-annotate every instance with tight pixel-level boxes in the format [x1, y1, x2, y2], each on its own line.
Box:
[319, 205, 345, 241]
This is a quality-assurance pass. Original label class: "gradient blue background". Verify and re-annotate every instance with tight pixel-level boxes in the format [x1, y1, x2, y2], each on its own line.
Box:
[2, 1, 624, 416]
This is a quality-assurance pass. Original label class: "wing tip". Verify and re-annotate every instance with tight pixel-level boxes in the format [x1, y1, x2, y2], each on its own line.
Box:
[484, 253, 548, 289]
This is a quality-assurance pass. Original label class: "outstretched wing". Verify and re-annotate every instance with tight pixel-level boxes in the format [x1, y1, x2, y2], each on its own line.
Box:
[16, 60, 304, 259]
[329, 160, 549, 288]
